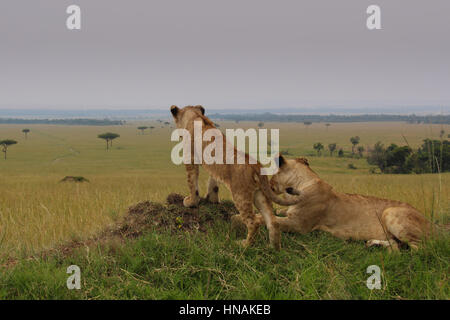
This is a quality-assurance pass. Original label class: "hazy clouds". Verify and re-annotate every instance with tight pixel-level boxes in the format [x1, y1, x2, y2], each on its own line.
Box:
[1, 0, 449, 110]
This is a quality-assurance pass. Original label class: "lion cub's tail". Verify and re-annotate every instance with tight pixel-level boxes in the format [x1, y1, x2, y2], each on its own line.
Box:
[256, 174, 302, 206]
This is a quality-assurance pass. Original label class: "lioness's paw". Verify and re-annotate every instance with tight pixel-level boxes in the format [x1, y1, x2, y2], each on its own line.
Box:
[183, 196, 200, 208]
[366, 240, 378, 247]
[276, 208, 288, 217]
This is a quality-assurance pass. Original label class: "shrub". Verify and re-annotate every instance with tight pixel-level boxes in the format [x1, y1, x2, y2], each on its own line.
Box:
[367, 139, 449, 174]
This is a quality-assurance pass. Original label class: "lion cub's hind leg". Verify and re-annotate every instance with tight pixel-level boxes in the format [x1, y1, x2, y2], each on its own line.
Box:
[205, 176, 220, 203]
[232, 192, 260, 248]
[253, 190, 281, 250]
[231, 214, 264, 230]
[183, 164, 201, 207]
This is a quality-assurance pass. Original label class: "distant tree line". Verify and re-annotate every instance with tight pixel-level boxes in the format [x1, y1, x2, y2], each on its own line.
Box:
[209, 113, 450, 124]
[367, 139, 450, 174]
[312, 136, 363, 158]
[0, 118, 125, 126]
[309, 134, 449, 174]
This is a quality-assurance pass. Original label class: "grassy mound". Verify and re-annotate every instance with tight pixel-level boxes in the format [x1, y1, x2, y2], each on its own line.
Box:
[17, 194, 238, 264]
[117, 193, 238, 237]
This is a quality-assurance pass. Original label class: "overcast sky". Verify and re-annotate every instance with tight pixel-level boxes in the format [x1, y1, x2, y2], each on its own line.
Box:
[0, 0, 449, 111]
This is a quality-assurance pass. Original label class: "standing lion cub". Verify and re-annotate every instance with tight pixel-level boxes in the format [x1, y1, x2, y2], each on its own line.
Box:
[267, 155, 432, 251]
[170, 105, 300, 250]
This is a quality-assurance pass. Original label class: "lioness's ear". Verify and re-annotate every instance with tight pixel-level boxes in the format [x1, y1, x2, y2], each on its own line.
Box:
[296, 157, 309, 166]
[170, 105, 179, 117]
[195, 105, 205, 115]
[275, 154, 286, 168]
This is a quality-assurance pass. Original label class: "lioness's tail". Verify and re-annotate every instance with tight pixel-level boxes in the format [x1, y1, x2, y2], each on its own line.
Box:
[257, 174, 301, 206]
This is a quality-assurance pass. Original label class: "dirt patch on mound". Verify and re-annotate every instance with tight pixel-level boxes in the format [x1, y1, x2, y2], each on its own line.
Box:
[115, 193, 238, 237]
[2, 194, 238, 268]
[166, 193, 184, 206]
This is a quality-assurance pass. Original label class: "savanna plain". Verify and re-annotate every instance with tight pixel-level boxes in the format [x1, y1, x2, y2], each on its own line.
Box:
[0, 120, 448, 299]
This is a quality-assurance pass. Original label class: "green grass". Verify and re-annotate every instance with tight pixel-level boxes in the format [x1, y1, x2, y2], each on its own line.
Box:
[1, 214, 448, 299]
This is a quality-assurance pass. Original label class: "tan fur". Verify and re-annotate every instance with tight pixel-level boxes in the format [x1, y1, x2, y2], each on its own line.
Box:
[170, 105, 300, 250]
[264, 155, 432, 251]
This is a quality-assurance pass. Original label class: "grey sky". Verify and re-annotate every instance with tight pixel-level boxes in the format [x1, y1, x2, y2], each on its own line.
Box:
[1, 0, 449, 110]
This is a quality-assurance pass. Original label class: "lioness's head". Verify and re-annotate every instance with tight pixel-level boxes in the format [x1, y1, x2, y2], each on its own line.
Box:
[270, 155, 314, 195]
[170, 105, 206, 129]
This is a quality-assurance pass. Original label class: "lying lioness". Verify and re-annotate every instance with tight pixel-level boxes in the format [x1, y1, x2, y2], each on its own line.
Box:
[266, 155, 432, 251]
[170, 105, 300, 250]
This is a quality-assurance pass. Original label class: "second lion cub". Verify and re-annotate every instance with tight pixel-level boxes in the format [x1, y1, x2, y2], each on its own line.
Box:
[264, 155, 432, 251]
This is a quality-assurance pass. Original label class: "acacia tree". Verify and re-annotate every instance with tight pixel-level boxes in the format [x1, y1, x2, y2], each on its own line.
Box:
[350, 136, 360, 154]
[257, 122, 264, 128]
[98, 133, 120, 150]
[137, 126, 148, 135]
[328, 143, 337, 156]
[325, 123, 331, 131]
[0, 139, 18, 159]
[22, 128, 30, 139]
[313, 142, 324, 156]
